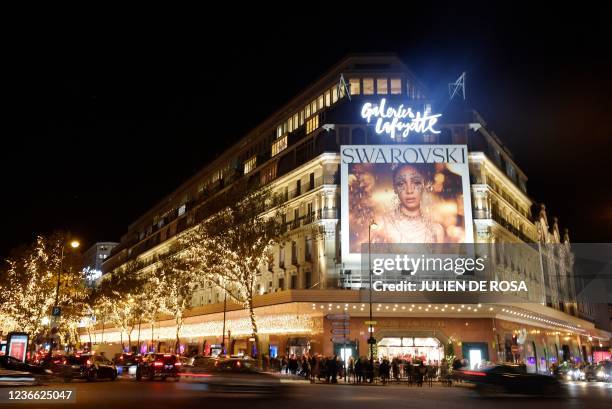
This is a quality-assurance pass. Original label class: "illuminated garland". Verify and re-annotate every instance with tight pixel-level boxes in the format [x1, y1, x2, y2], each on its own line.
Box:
[80, 314, 321, 343]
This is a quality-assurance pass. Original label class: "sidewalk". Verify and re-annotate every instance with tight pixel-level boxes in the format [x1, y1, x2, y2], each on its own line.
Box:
[270, 373, 472, 388]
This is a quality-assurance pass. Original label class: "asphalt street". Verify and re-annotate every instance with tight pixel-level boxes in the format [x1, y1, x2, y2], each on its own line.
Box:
[0, 378, 610, 409]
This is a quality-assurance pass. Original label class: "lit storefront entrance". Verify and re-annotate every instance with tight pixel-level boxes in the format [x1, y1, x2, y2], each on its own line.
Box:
[377, 337, 444, 363]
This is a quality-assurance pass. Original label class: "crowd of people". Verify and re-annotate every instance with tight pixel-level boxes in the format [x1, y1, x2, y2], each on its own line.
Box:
[270, 353, 456, 385]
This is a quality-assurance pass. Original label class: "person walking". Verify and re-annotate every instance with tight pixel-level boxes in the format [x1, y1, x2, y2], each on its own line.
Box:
[392, 357, 400, 383]
[440, 359, 450, 386]
[417, 361, 426, 387]
[348, 356, 355, 383]
[355, 357, 363, 383]
[380, 358, 390, 385]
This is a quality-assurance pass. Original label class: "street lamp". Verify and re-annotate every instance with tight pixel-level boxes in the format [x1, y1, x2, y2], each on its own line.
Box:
[368, 220, 378, 374]
[49, 238, 80, 349]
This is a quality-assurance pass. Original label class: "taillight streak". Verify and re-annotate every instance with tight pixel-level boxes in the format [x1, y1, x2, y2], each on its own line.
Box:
[463, 370, 487, 376]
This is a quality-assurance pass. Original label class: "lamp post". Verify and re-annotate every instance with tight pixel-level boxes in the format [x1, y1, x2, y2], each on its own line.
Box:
[368, 220, 377, 373]
[49, 239, 79, 350]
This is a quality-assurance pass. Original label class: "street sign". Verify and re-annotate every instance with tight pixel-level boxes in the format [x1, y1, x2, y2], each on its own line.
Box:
[326, 313, 350, 320]
[331, 328, 350, 335]
[331, 321, 348, 327]
[331, 337, 349, 344]
[52, 307, 61, 317]
[364, 320, 377, 325]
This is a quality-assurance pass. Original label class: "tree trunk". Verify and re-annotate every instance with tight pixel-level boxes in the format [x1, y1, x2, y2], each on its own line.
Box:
[247, 297, 263, 369]
[175, 315, 182, 355]
[137, 319, 141, 353]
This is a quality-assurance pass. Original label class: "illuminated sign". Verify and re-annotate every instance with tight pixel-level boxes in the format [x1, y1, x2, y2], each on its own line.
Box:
[7, 332, 29, 362]
[361, 98, 442, 139]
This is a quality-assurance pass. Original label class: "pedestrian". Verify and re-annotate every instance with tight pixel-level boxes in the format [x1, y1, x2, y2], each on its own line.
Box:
[392, 358, 400, 383]
[348, 356, 355, 383]
[417, 361, 426, 387]
[380, 358, 390, 385]
[310, 355, 319, 383]
[355, 357, 363, 383]
[440, 359, 451, 386]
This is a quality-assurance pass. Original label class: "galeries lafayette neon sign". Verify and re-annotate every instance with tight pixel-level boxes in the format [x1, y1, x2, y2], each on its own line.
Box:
[361, 98, 442, 139]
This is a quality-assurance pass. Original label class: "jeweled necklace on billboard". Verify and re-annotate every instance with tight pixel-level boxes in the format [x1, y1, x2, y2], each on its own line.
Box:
[361, 98, 442, 139]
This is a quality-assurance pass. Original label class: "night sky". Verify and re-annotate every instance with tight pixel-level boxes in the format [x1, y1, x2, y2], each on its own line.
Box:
[3, 8, 611, 257]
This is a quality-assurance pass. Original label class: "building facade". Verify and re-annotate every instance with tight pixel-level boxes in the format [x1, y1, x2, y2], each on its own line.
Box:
[93, 54, 611, 371]
[82, 242, 118, 285]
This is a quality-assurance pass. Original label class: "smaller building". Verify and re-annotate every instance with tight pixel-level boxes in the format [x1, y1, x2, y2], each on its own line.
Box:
[82, 242, 118, 285]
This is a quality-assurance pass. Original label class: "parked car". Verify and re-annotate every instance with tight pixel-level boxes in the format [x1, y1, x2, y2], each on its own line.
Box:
[63, 354, 117, 382]
[458, 364, 563, 396]
[114, 353, 142, 377]
[136, 353, 181, 381]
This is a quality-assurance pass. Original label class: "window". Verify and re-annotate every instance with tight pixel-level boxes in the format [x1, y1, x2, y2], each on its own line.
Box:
[317, 95, 324, 110]
[260, 162, 277, 184]
[305, 271, 312, 289]
[363, 78, 374, 95]
[349, 78, 360, 95]
[390, 78, 401, 94]
[244, 155, 257, 174]
[296, 179, 301, 196]
[291, 241, 297, 264]
[294, 207, 299, 221]
[279, 247, 285, 269]
[178, 204, 186, 217]
[324, 90, 331, 107]
[310, 100, 317, 115]
[305, 236, 313, 262]
[272, 135, 287, 156]
[290, 274, 297, 290]
[308, 172, 315, 190]
[377, 78, 388, 94]
[423, 134, 437, 143]
[331, 86, 339, 103]
[278, 277, 285, 290]
[306, 115, 319, 134]
[305, 104, 311, 118]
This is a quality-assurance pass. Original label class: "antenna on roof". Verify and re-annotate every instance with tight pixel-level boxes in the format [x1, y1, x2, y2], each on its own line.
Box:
[339, 74, 351, 101]
[449, 72, 466, 101]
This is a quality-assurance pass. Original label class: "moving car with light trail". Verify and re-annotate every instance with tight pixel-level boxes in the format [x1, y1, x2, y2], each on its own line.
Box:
[179, 357, 285, 396]
[457, 364, 563, 396]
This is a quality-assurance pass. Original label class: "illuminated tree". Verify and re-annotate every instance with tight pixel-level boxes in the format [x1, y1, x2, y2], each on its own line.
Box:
[158, 254, 201, 354]
[173, 181, 286, 365]
[137, 272, 164, 352]
[1, 232, 88, 350]
[94, 261, 146, 351]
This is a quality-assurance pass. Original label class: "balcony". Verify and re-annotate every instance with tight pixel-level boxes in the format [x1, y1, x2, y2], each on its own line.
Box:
[491, 210, 535, 243]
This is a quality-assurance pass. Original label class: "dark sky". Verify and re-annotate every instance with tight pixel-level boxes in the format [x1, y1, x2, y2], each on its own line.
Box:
[3, 8, 611, 257]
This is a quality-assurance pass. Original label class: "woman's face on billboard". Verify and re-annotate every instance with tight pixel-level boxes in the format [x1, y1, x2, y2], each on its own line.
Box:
[393, 166, 425, 211]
